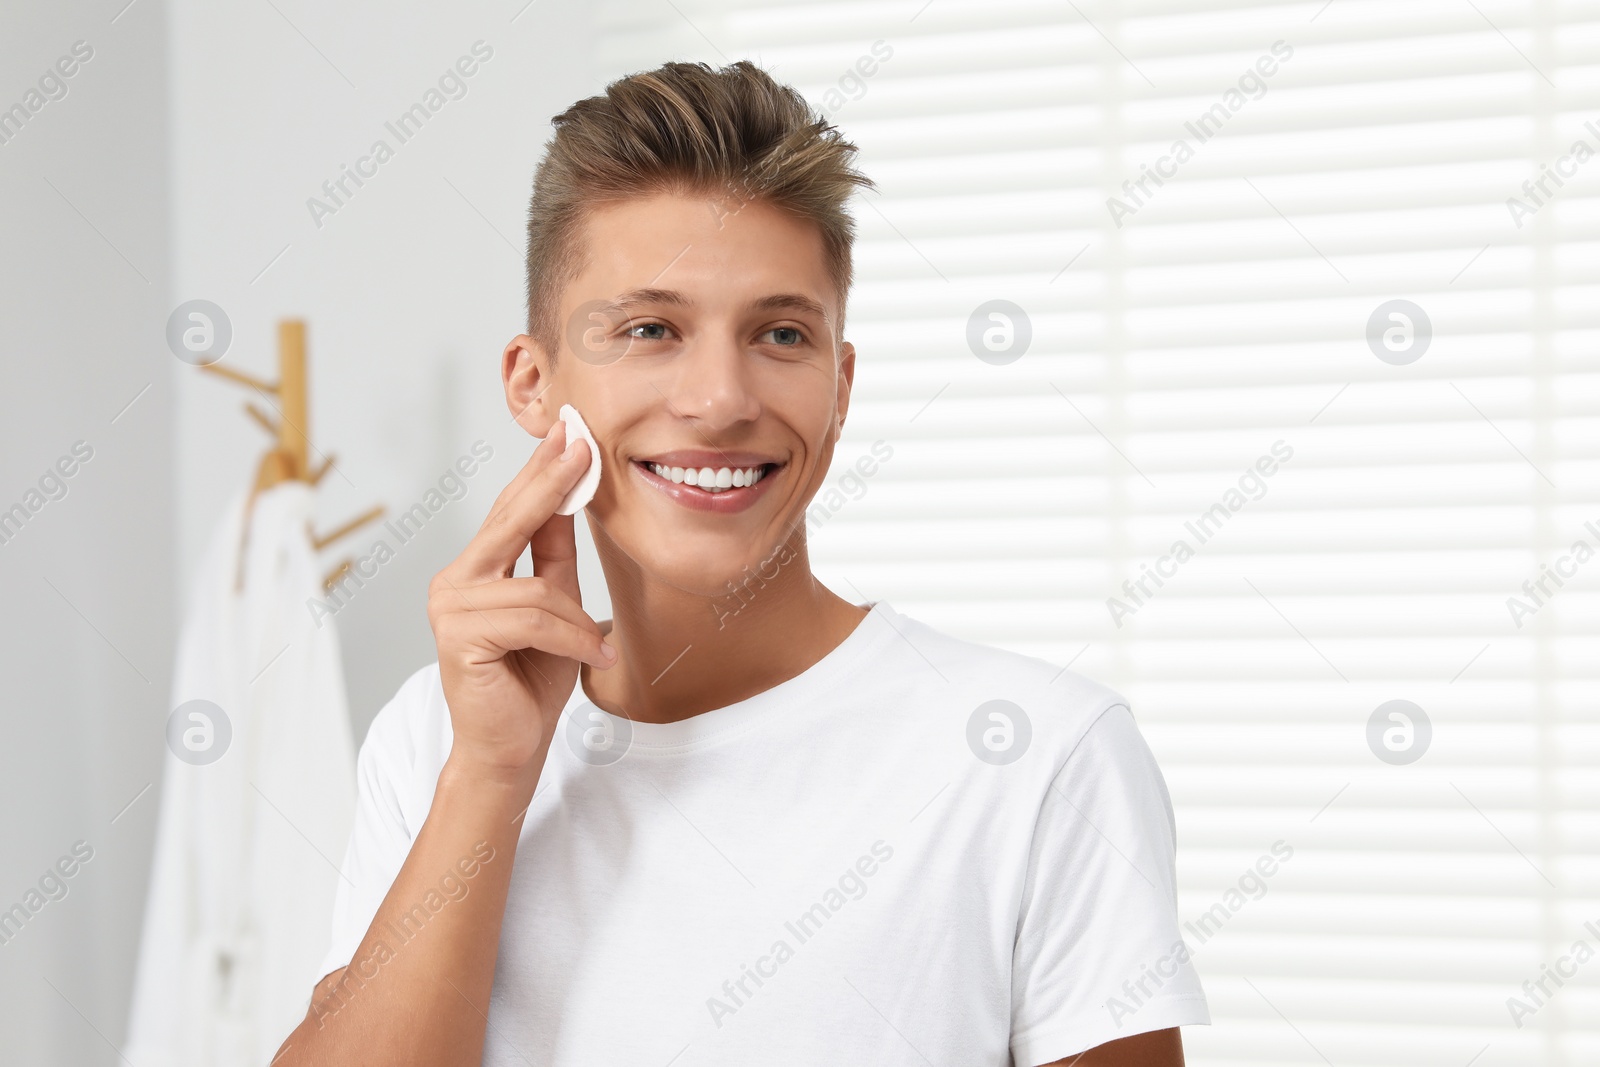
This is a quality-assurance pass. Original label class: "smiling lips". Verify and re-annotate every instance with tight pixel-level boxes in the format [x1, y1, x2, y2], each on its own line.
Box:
[646, 462, 769, 492]
[631, 451, 782, 513]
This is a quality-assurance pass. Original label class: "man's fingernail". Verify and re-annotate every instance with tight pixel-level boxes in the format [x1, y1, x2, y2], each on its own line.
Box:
[600, 641, 617, 660]
[561, 438, 577, 461]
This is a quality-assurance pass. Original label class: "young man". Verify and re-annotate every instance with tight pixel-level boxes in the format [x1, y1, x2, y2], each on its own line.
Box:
[276, 61, 1207, 1066]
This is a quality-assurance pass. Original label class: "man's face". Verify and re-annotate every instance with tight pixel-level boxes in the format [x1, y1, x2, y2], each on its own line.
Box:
[504, 191, 854, 599]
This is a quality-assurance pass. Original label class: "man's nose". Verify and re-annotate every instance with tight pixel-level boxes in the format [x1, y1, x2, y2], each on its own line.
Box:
[663, 329, 761, 432]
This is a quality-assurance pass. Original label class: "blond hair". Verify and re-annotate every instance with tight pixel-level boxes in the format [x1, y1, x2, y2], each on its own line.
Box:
[525, 60, 873, 356]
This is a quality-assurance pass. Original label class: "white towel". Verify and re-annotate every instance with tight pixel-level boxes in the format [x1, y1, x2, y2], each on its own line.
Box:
[124, 481, 357, 1067]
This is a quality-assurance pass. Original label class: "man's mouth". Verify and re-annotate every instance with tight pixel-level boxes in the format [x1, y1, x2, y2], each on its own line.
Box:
[630, 450, 785, 510]
[639, 461, 775, 493]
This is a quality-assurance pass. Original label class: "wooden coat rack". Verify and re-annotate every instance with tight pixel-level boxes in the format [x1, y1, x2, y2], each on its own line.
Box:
[199, 320, 385, 593]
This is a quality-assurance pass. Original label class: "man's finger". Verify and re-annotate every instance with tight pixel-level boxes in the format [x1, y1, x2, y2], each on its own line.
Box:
[431, 575, 599, 637]
[457, 429, 590, 580]
[474, 420, 566, 538]
[441, 604, 614, 670]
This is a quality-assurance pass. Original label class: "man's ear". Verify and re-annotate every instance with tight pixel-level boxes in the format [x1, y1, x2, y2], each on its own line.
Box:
[503, 334, 558, 436]
[833, 339, 856, 442]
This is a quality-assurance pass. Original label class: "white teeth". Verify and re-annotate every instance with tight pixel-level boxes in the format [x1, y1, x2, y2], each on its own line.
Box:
[646, 462, 769, 492]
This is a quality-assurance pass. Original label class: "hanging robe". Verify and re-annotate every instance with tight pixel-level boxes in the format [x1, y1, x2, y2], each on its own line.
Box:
[124, 481, 357, 1066]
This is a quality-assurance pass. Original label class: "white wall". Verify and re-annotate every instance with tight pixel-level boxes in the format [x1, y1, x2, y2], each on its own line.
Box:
[0, 1, 172, 1062]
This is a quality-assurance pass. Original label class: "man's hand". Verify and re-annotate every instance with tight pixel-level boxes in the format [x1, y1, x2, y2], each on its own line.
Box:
[427, 417, 616, 792]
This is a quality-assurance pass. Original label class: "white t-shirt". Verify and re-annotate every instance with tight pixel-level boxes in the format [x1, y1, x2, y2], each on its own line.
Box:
[319, 601, 1208, 1066]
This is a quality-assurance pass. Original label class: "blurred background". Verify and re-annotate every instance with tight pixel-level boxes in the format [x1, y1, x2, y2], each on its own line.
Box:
[2, 0, 1597, 1064]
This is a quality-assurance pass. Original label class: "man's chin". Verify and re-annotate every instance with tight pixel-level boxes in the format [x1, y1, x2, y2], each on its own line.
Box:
[610, 535, 803, 608]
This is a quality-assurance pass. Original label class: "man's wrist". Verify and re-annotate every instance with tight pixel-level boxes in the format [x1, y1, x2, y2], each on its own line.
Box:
[436, 750, 546, 818]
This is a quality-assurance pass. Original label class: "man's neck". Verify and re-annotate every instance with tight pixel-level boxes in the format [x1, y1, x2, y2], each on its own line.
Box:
[579, 528, 869, 725]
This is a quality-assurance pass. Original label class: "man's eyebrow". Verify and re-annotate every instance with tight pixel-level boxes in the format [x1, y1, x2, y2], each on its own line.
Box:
[601, 289, 831, 322]
[749, 293, 829, 319]
[601, 288, 691, 315]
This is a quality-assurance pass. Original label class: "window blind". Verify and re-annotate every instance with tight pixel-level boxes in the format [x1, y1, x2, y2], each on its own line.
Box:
[594, 2, 1600, 1064]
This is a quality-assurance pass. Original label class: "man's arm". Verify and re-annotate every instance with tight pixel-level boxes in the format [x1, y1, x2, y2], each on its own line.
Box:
[273, 766, 533, 1065]
[1041, 1025, 1184, 1066]
[273, 422, 612, 1066]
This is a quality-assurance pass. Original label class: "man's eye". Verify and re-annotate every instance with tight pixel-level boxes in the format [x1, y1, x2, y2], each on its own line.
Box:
[763, 327, 803, 346]
[628, 322, 671, 341]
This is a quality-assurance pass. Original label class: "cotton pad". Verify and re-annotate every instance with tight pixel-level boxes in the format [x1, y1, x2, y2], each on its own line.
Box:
[555, 403, 602, 515]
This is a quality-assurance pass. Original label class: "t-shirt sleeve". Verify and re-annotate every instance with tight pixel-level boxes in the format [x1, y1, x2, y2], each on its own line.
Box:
[315, 673, 430, 982]
[1009, 702, 1210, 1066]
